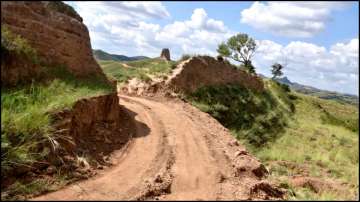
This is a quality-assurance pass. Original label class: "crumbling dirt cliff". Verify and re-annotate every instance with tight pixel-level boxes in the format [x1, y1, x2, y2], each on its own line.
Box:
[1, 1, 105, 78]
[49, 93, 134, 167]
[122, 56, 264, 96]
[166, 56, 264, 93]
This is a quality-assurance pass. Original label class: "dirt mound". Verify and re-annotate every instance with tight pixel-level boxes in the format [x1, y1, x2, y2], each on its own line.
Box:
[1, 93, 138, 199]
[48, 93, 135, 167]
[121, 56, 264, 96]
[166, 56, 264, 93]
[289, 176, 349, 194]
[1, 1, 106, 80]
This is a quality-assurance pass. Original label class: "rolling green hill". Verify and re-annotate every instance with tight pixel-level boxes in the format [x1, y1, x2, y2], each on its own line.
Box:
[275, 76, 359, 106]
[92, 49, 149, 62]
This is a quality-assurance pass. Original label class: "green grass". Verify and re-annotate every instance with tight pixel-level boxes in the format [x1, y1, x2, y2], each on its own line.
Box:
[98, 58, 176, 84]
[186, 79, 295, 147]
[254, 93, 359, 200]
[1, 25, 38, 64]
[2, 171, 71, 201]
[1, 65, 113, 181]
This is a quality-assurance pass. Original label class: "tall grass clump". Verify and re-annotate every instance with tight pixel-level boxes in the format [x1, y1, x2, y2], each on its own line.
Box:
[1, 25, 38, 64]
[1, 66, 113, 177]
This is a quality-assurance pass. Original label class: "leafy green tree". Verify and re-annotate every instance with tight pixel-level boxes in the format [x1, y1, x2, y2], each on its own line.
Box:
[271, 63, 284, 79]
[217, 33, 257, 74]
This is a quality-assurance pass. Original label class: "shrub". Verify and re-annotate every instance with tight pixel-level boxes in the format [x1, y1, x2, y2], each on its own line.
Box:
[179, 54, 192, 62]
[47, 2, 81, 21]
[1, 25, 38, 64]
[280, 83, 291, 92]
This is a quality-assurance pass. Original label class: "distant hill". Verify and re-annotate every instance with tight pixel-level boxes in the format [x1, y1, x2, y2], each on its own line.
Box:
[93, 49, 149, 62]
[275, 76, 359, 105]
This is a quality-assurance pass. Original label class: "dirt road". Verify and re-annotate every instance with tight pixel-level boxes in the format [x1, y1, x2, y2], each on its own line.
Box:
[34, 95, 283, 200]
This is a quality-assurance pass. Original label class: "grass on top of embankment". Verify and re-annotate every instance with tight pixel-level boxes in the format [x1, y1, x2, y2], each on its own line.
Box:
[1, 66, 113, 181]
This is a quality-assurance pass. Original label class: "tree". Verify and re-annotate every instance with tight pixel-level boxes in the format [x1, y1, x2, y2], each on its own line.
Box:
[217, 33, 257, 74]
[271, 63, 284, 79]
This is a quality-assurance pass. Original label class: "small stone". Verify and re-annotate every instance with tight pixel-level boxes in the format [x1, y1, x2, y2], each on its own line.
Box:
[104, 156, 110, 161]
[154, 174, 163, 183]
[97, 165, 104, 170]
[46, 166, 56, 174]
[235, 150, 248, 157]
[104, 137, 111, 144]
[228, 140, 239, 146]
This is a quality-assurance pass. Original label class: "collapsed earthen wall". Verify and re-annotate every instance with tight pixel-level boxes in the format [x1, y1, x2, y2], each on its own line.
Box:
[1, 1, 105, 78]
[166, 56, 264, 93]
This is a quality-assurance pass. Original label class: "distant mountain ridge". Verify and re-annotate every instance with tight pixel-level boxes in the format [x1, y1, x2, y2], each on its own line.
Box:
[93, 49, 149, 62]
[274, 76, 359, 105]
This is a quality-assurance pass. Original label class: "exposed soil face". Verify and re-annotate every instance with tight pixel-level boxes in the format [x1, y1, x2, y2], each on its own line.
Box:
[1, 1, 107, 81]
[121, 56, 264, 97]
[1, 51, 42, 86]
[166, 56, 264, 94]
[47, 93, 135, 168]
[33, 94, 284, 200]
[1, 93, 136, 199]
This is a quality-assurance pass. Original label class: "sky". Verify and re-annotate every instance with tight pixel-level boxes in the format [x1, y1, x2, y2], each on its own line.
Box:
[66, 1, 359, 95]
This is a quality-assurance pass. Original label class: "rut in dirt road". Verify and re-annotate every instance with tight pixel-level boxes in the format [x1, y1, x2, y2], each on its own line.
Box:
[34, 95, 284, 200]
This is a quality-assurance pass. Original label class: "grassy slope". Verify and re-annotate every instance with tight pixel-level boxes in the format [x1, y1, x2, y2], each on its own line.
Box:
[186, 79, 295, 147]
[186, 77, 358, 200]
[98, 58, 176, 84]
[255, 93, 358, 200]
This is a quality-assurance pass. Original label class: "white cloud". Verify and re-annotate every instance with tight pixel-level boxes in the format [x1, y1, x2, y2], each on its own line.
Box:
[241, 1, 351, 37]
[71, 2, 233, 58]
[154, 8, 233, 58]
[67, 2, 358, 95]
[254, 38, 359, 95]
